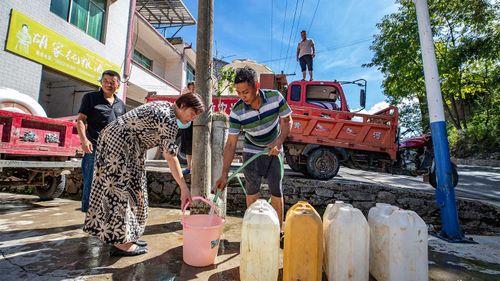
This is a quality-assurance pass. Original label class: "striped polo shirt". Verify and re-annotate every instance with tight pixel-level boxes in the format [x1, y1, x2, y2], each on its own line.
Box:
[229, 89, 292, 154]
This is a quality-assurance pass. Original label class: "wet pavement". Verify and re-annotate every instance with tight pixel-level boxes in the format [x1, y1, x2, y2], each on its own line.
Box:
[1, 192, 499, 281]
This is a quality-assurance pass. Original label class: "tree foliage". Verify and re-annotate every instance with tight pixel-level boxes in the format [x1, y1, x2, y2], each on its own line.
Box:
[213, 67, 236, 97]
[365, 0, 499, 157]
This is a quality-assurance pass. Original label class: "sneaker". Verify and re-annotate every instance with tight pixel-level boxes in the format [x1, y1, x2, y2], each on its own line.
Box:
[182, 169, 191, 175]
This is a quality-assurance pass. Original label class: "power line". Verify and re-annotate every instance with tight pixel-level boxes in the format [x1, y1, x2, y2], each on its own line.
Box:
[270, 0, 274, 70]
[307, 0, 321, 33]
[283, 0, 300, 71]
[259, 38, 372, 64]
[278, 0, 289, 72]
[285, 0, 305, 72]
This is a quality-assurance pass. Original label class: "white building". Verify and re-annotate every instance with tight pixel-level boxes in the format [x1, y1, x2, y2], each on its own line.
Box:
[0, 0, 196, 117]
[126, 0, 196, 108]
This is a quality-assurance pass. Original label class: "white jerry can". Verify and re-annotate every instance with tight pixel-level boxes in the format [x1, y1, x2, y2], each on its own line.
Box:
[323, 202, 369, 281]
[240, 199, 280, 281]
[368, 203, 428, 281]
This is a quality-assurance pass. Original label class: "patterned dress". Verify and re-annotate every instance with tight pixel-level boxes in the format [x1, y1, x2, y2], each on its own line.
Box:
[83, 101, 179, 244]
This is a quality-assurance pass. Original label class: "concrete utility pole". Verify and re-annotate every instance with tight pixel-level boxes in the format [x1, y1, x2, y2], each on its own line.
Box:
[414, 0, 464, 240]
[191, 0, 214, 198]
[211, 115, 228, 216]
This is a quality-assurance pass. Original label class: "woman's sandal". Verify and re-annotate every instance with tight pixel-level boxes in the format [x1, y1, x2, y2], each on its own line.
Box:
[134, 240, 147, 247]
[110, 245, 148, 256]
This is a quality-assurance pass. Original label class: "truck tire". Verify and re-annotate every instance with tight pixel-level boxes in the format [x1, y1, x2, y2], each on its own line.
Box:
[285, 150, 301, 172]
[35, 175, 66, 201]
[306, 148, 340, 180]
[0, 88, 47, 117]
[284, 150, 310, 176]
[429, 162, 459, 188]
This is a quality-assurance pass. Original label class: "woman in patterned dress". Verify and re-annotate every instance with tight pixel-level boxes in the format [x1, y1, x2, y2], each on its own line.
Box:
[83, 94, 205, 256]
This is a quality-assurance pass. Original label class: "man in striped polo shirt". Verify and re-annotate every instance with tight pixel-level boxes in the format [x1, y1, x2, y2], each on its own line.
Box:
[215, 66, 292, 229]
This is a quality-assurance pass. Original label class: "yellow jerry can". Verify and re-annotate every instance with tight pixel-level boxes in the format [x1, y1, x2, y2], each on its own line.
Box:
[283, 201, 323, 281]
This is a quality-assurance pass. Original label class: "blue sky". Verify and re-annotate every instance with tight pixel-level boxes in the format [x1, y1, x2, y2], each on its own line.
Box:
[170, 0, 399, 110]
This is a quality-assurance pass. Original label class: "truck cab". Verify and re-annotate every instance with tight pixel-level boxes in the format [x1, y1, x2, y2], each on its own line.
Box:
[269, 78, 397, 180]
[285, 80, 348, 113]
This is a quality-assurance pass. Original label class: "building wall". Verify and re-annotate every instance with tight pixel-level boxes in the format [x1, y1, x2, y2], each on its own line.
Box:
[129, 63, 179, 98]
[0, 1, 43, 100]
[39, 76, 97, 118]
[134, 37, 167, 78]
[164, 59, 184, 90]
[177, 45, 196, 90]
[0, 0, 130, 101]
[130, 20, 188, 99]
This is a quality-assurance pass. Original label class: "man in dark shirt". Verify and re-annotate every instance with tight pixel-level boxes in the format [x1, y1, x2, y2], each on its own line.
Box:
[77, 70, 126, 212]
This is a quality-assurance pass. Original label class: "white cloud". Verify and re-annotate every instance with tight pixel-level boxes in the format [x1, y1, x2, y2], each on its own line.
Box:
[359, 101, 390, 114]
[352, 101, 390, 122]
[368, 101, 390, 114]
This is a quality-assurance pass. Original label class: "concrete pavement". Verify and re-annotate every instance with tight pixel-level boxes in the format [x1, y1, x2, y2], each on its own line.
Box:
[151, 160, 500, 206]
[0, 193, 244, 281]
[333, 165, 500, 207]
[2, 193, 500, 280]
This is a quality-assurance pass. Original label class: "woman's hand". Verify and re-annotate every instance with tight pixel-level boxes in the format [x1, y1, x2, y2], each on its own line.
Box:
[180, 186, 192, 210]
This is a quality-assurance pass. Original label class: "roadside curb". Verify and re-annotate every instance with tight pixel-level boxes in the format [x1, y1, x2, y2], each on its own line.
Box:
[452, 158, 500, 167]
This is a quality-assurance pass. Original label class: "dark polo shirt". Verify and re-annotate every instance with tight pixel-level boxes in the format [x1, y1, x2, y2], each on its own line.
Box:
[78, 90, 126, 145]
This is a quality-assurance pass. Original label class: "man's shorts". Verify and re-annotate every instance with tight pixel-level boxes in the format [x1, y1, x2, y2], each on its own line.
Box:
[243, 152, 283, 197]
[299, 54, 313, 72]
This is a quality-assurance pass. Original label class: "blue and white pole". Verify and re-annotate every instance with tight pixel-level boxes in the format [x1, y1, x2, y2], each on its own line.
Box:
[414, 0, 463, 240]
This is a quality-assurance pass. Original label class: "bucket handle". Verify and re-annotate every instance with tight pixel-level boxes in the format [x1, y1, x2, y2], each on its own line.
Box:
[182, 196, 219, 217]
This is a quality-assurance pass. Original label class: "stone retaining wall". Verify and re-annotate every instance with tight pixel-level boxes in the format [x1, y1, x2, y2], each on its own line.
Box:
[145, 170, 500, 235]
[3, 168, 499, 235]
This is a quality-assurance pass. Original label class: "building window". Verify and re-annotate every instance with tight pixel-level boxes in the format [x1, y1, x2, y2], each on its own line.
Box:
[50, 0, 106, 41]
[185, 63, 195, 82]
[133, 50, 153, 70]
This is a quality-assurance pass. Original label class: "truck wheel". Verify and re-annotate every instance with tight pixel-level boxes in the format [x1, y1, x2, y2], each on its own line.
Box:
[429, 162, 459, 188]
[35, 175, 66, 201]
[306, 148, 340, 180]
[285, 150, 301, 172]
[284, 150, 310, 176]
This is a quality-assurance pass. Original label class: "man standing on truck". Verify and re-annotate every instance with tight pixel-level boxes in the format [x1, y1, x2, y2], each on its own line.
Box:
[296, 30, 315, 81]
[215, 66, 293, 231]
[76, 70, 126, 212]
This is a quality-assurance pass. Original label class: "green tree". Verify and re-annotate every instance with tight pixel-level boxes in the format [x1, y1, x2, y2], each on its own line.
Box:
[365, 0, 499, 156]
[214, 66, 236, 97]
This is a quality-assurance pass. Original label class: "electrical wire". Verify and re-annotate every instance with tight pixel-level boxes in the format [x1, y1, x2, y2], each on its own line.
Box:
[282, 0, 300, 71]
[285, 0, 305, 72]
[258, 38, 372, 64]
[307, 0, 321, 33]
[270, 0, 274, 70]
[278, 0, 289, 72]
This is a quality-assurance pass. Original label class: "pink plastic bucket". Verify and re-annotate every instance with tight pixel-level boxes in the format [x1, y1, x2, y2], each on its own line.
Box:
[181, 196, 224, 267]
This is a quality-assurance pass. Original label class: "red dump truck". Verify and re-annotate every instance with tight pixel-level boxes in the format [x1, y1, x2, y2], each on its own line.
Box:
[147, 75, 400, 180]
[0, 110, 82, 200]
[273, 79, 399, 180]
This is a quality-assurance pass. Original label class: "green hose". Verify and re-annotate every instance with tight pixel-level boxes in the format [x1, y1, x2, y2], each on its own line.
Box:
[212, 149, 284, 203]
